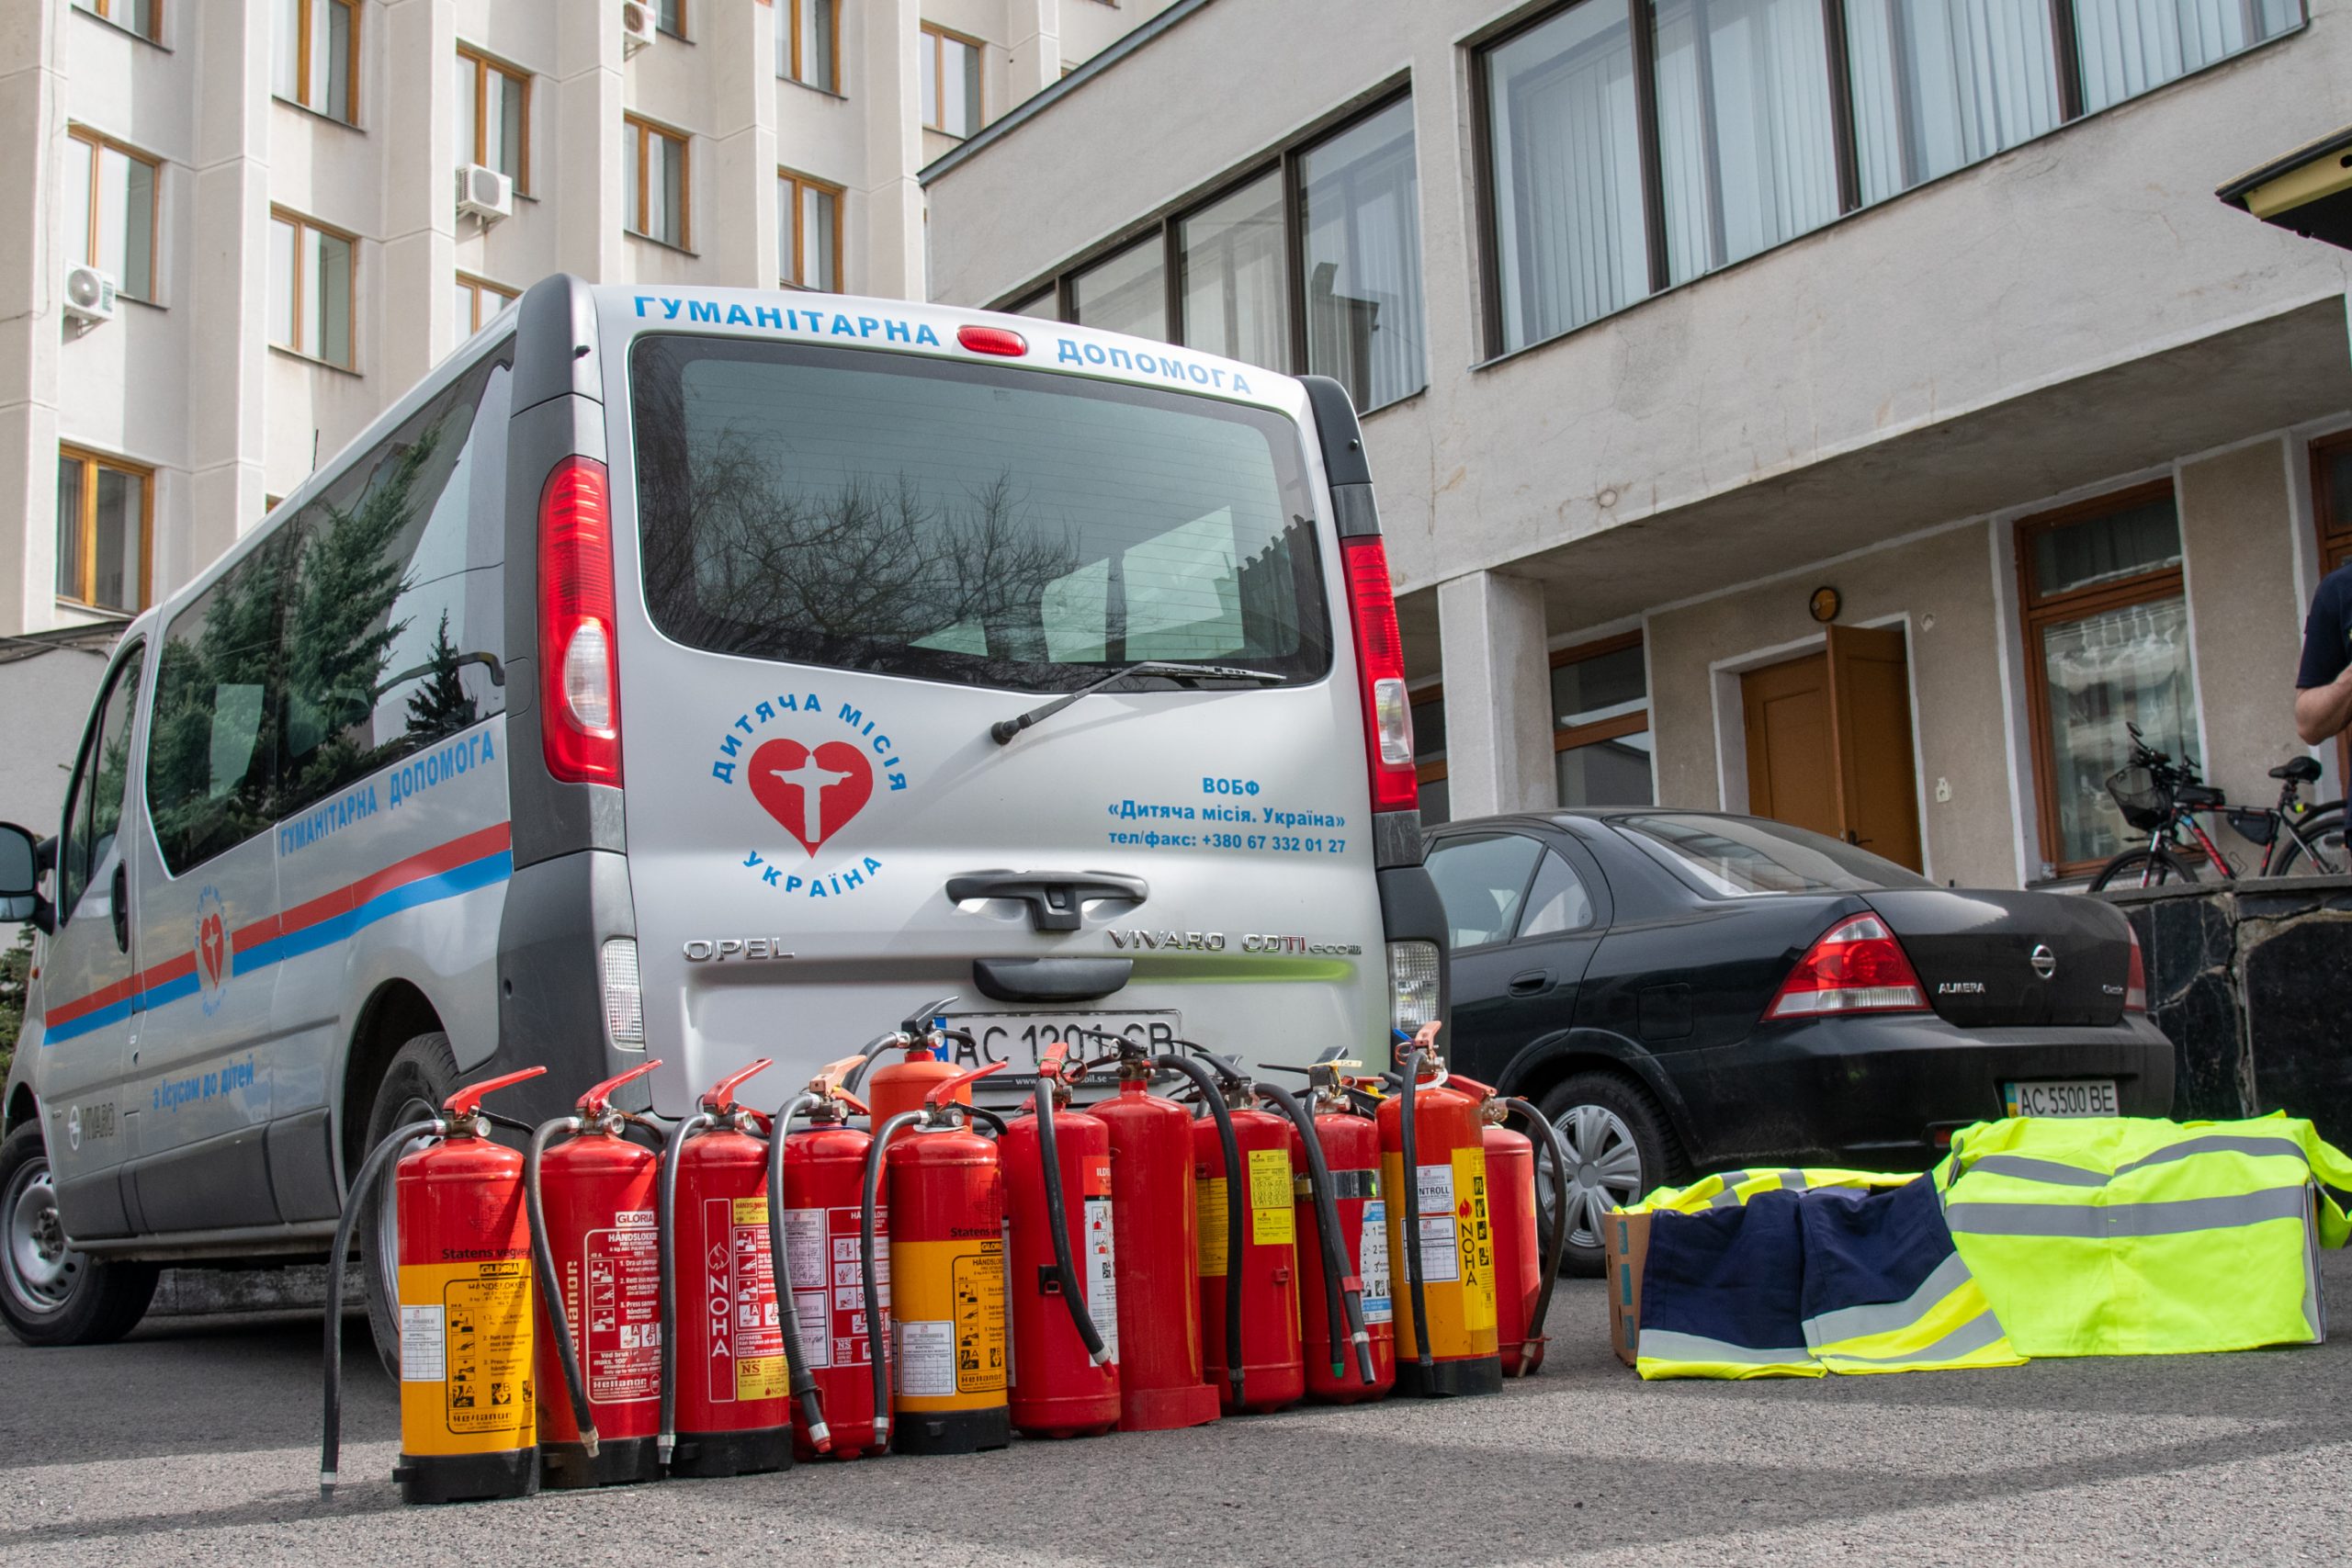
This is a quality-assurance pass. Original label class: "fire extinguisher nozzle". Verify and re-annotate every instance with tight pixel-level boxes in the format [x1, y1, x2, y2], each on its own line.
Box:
[808, 1419, 833, 1453]
[318, 1471, 335, 1496]
[657, 1434, 674, 1464]
[581, 1427, 600, 1459]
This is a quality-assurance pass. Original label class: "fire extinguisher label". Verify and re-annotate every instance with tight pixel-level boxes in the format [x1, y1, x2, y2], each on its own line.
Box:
[1452, 1147, 1497, 1335]
[1195, 1177, 1229, 1276]
[398, 1259, 534, 1446]
[1359, 1199, 1394, 1324]
[897, 1320, 956, 1397]
[578, 1224, 662, 1402]
[705, 1197, 787, 1404]
[893, 1238, 1007, 1399]
[1413, 1164, 1460, 1283]
[1248, 1148, 1297, 1247]
[1084, 1193, 1119, 1362]
[951, 1247, 1008, 1394]
[786, 1206, 888, 1371]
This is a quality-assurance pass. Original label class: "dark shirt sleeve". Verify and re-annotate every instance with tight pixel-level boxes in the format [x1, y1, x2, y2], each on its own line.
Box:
[2298, 572, 2352, 692]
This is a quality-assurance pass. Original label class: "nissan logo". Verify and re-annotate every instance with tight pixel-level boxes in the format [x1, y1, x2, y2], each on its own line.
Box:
[2030, 944, 2057, 980]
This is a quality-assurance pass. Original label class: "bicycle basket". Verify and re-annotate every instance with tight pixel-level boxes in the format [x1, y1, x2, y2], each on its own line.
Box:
[2225, 808, 2278, 847]
[2105, 765, 2174, 830]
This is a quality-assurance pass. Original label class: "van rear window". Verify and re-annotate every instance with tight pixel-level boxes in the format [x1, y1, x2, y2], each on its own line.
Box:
[629, 336, 1330, 692]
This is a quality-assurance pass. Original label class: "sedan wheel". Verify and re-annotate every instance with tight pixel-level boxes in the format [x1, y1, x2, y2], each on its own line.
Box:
[1550, 1103, 1645, 1253]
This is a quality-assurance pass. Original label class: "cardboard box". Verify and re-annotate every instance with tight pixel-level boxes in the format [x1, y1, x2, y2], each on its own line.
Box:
[1602, 1207, 1651, 1369]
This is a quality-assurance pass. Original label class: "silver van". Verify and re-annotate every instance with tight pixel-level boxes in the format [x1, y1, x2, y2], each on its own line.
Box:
[0, 277, 1447, 1351]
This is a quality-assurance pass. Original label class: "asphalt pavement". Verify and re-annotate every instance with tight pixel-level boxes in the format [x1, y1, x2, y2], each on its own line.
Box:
[4, 1255, 2350, 1566]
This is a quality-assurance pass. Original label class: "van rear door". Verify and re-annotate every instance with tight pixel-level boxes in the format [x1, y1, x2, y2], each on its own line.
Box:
[603, 298, 1386, 1107]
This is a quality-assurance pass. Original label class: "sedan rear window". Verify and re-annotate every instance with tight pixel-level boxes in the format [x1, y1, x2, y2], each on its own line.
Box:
[1615, 814, 1932, 897]
[630, 335, 1329, 693]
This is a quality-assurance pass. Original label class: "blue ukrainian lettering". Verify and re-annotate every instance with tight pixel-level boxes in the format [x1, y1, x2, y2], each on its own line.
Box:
[662, 298, 684, 321]
[1211, 368, 1227, 388]
[884, 320, 911, 343]
[1108, 348, 1132, 369]
[864, 857, 882, 874]
[841, 866, 863, 890]
[713, 761, 737, 783]
[635, 296, 658, 317]
[915, 324, 940, 345]
[726, 304, 754, 326]
[838, 702, 865, 729]
[1189, 364, 1210, 384]
[763, 865, 781, 886]
[831, 314, 856, 335]
[720, 735, 743, 758]
[688, 301, 722, 324]
[744, 851, 764, 869]
[756, 306, 784, 328]
[1057, 340, 1085, 365]
[755, 701, 775, 723]
[735, 715, 755, 734]
[784, 875, 804, 893]
[857, 317, 880, 338]
[888, 772, 907, 791]
[1233, 373, 1252, 394]
[869, 733, 890, 754]
[1083, 344, 1108, 365]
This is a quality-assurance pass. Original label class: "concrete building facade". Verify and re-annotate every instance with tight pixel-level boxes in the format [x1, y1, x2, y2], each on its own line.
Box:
[0, 0, 1171, 837]
[923, 0, 2352, 887]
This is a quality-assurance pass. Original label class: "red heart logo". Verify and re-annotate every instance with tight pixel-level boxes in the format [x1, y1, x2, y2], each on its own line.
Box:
[198, 914, 226, 987]
[747, 739, 874, 855]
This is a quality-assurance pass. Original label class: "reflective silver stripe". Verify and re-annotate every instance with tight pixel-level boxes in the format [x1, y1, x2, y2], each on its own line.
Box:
[1778, 1169, 1809, 1192]
[2300, 1186, 2324, 1341]
[1802, 1249, 1975, 1347]
[1819, 1307, 2009, 1367]
[1945, 1185, 2311, 1238]
[1636, 1328, 1813, 1367]
[1706, 1171, 1752, 1211]
[1966, 1155, 2109, 1188]
[1963, 1137, 2310, 1193]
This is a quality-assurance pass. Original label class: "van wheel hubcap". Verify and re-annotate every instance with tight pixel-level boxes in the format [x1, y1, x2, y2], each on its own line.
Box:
[1546, 1104, 1642, 1252]
[6, 1159, 80, 1315]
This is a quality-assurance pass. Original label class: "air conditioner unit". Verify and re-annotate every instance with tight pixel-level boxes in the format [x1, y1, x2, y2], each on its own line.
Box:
[62, 264, 117, 328]
[620, 0, 657, 54]
[456, 164, 515, 223]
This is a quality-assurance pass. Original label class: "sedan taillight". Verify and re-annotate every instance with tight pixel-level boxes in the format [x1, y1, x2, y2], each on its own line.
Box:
[1765, 913, 1928, 1020]
[2124, 925, 2149, 1013]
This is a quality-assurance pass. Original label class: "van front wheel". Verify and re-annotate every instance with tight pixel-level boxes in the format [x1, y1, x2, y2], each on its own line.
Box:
[355, 1032, 460, 1377]
[0, 1121, 158, 1347]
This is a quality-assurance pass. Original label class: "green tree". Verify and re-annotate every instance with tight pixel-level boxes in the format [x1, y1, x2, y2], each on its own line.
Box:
[0, 925, 33, 1079]
[403, 608, 478, 740]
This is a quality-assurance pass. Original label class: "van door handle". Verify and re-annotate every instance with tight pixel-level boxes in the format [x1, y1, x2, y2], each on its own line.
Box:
[1508, 968, 1548, 996]
[109, 862, 129, 953]
[945, 870, 1148, 933]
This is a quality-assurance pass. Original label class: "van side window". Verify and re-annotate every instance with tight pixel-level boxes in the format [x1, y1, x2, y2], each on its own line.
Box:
[277, 358, 506, 818]
[146, 535, 299, 875]
[59, 640, 145, 918]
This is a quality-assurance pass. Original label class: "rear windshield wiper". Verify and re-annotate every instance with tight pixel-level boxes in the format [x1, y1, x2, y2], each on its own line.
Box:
[989, 660, 1284, 745]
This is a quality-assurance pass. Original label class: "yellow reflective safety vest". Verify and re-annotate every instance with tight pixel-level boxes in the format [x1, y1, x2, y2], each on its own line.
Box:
[1632, 1168, 2022, 1380]
[1939, 1115, 2352, 1358]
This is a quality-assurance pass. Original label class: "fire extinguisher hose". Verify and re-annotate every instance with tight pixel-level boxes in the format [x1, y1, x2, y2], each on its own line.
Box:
[1033, 1077, 1110, 1364]
[1501, 1096, 1573, 1359]
[763, 1092, 832, 1452]
[1252, 1082, 1374, 1385]
[859, 1110, 925, 1449]
[318, 1116, 444, 1497]
[1152, 1053, 1246, 1405]
[1397, 1047, 1434, 1382]
[525, 1116, 601, 1460]
[656, 1110, 715, 1465]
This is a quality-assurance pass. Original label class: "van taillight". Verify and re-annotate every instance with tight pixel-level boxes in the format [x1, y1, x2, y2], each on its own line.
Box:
[1340, 536, 1417, 814]
[538, 456, 622, 786]
[1764, 914, 1928, 1020]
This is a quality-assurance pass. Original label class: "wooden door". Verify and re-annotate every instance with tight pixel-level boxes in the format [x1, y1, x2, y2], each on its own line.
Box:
[1741, 654, 1838, 838]
[1826, 623, 1925, 870]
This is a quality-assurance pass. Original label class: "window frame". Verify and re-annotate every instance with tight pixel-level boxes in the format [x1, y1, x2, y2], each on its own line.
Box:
[1425, 829, 1550, 953]
[456, 45, 531, 192]
[455, 271, 518, 337]
[777, 168, 843, 290]
[72, 0, 163, 44]
[279, 0, 362, 125]
[55, 446, 155, 615]
[656, 0, 688, 40]
[269, 206, 359, 368]
[2013, 478, 2188, 878]
[624, 114, 692, 250]
[1465, 0, 2306, 359]
[997, 87, 1427, 414]
[921, 23, 984, 138]
[65, 125, 162, 303]
[779, 0, 842, 93]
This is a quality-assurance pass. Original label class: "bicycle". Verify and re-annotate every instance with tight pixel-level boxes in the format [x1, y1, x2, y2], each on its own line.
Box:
[2087, 723, 2346, 890]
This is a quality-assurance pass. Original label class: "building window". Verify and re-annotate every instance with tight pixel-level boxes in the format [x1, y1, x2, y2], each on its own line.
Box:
[268, 209, 356, 367]
[921, 24, 982, 137]
[456, 48, 530, 190]
[454, 273, 517, 339]
[1008, 93, 1429, 413]
[1412, 690, 1450, 825]
[2017, 480, 2193, 875]
[64, 128, 159, 303]
[274, 0, 360, 124]
[72, 0, 161, 41]
[780, 0, 840, 92]
[1070, 235, 1167, 341]
[656, 0, 687, 39]
[56, 448, 152, 614]
[2312, 431, 2352, 776]
[778, 170, 842, 289]
[1552, 632, 1654, 807]
[1845, 0, 2060, 203]
[625, 116, 689, 248]
[2074, 0, 2300, 112]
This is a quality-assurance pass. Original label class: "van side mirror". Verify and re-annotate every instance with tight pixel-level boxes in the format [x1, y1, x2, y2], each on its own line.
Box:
[0, 821, 53, 933]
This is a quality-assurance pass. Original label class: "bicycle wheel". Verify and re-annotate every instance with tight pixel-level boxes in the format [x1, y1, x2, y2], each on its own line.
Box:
[2089, 847, 2199, 891]
[2269, 807, 2347, 876]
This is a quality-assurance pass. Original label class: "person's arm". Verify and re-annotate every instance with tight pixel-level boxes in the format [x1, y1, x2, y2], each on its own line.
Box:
[2296, 668, 2352, 747]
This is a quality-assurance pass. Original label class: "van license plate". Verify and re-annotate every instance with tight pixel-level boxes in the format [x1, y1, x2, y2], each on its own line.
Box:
[2003, 1079, 2119, 1118]
[946, 1011, 1180, 1080]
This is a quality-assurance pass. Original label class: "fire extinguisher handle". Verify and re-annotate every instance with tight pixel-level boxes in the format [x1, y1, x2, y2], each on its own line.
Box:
[698, 1057, 773, 1114]
[441, 1064, 548, 1119]
[576, 1057, 664, 1118]
[923, 1060, 1007, 1108]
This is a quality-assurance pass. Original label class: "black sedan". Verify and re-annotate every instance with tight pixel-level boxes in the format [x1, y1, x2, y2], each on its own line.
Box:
[1426, 810, 2175, 1271]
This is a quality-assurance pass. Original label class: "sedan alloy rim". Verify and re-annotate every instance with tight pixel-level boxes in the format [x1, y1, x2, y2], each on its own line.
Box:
[1546, 1102, 1643, 1252]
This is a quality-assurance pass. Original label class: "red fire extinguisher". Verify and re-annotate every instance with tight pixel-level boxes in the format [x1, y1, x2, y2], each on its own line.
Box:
[1261, 1049, 1388, 1403]
[998, 1041, 1117, 1438]
[856, 996, 969, 1155]
[658, 1060, 796, 1478]
[1082, 1031, 1219, 1432]
[1378, 1024, 1503, 1398]
[1453, 1076, 1572, 1377]
[524, 1059, 665, 1489]
[1185, 1048, 1303, 1415]
[861, 1062, 1012, 1455]
[320, 1066, 547, 1505]
[763, 1052, 886, 1461]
